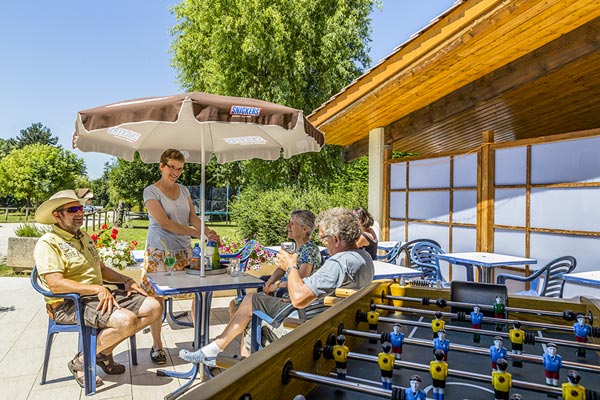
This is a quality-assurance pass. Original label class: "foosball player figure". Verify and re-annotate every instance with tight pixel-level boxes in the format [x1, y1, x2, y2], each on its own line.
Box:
[404, 375, 426, 400]
[573, 313, 591, 357]
[492, 358, 512, 400]
[333, 334, 349, 380]
[367, 303, 380, 344]
[378, 341, 395, 389]
[509, 321, 524, 368]
[562, 370, 585, 400]
[433, 329, 450, 361]
[542, 342, 562, 387]
[430, 349, 448, 400]
[432, 311, 445, 339]
[471, 305, 483, 343]
[494, 295, 506, 331]
[490, 336, 508, 371]
[390, 323, 405, 360]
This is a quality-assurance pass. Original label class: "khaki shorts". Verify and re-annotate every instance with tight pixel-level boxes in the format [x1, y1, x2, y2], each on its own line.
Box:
[52, 289, 146, 329]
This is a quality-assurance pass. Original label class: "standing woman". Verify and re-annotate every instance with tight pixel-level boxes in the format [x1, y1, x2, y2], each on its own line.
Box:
[354, 208, 378, 260]
[141, 148, 219, 364]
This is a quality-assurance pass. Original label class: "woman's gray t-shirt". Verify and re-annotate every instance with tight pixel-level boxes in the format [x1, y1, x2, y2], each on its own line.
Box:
[144, 184, 193, 252]
[302, 249, 374, 297]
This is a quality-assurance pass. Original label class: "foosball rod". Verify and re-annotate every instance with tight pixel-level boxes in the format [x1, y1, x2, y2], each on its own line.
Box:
[377, 303, 573, 332]
[383, 293, 593, 323]
[282, 361, 398, 399]
[340, 327, 600, 373]
[378, 315, 600, 352]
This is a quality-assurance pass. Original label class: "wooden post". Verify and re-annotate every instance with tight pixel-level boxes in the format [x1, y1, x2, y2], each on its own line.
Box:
[382, 145, 392, 241]
[477, 131, 495, 252]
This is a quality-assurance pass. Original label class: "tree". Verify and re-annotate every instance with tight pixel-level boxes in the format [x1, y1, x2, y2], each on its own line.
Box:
[170, 0, 377, 191]
[0, 138, 18, 158]
[0, 144, 85, 206]
[107, 153, 158, 210]
[16, 122, 59, 147]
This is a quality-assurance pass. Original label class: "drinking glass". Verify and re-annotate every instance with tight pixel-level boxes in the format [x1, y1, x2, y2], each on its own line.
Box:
[164, 253, 177, 276]
[281, 241, 296, 254]
[229, 258, 240, 277]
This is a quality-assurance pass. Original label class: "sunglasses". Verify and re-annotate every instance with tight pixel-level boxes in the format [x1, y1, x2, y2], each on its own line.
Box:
[57, 205, 84, 214]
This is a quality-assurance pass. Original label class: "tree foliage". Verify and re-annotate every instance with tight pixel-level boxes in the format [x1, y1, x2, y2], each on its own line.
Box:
[231, 185, 367, 245]
[16, 122, 59, 148]
[170, 0, 377, 191]
[107, 153, 158, 210]
[0, 144, 85, 206]
[0, 138, 18, 158]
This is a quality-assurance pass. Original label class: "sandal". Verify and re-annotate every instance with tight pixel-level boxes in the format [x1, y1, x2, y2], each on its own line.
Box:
[67, 352, 103, 388]
[150, 347, 167, 365]
[96, 353, 126, 375]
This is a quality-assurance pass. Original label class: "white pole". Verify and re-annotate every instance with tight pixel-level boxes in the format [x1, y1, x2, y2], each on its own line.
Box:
[200, 127, 206, 277]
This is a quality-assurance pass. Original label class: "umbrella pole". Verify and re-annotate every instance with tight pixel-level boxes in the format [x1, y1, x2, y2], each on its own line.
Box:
[200, 131, 206, 277]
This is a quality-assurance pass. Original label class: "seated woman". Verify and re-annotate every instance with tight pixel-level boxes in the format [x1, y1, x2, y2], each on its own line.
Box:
[354, 208, 378, 260]
[262, 210, 322, 298]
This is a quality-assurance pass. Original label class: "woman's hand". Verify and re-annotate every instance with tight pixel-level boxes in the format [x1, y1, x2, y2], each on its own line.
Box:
[276, 251, 298, 272]
[205, 227, 220, 242]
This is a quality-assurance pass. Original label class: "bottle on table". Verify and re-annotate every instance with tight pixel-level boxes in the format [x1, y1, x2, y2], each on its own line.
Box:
[191, 243, 201, 270]
[205, 241, 216, 270]
[210, 241, 220, 269]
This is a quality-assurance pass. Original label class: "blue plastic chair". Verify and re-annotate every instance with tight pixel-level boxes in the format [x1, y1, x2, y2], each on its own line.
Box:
[409, 242, 448, 285]
[496, 256, 576, 298]
[397, 239, 441, 267]
[30, 266, 137, 396]
[221, 240, 256, 298]
[377, 242, 402, 263]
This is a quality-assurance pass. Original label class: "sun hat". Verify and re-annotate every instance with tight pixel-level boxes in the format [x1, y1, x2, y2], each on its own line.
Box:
[35, 190, 86, 224]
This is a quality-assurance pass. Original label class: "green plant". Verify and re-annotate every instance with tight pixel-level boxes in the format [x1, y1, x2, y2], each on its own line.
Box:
[218, 236, 274, 271]
[230, 186, 367, 245]
[14, 223, 49, 237]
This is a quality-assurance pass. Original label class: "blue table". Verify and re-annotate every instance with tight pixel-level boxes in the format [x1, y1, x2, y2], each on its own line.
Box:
[436, 252, 537, 283]
[563, 271, 600, 287]
[146, 271, 264, 400]
[373, 260, 422, 280]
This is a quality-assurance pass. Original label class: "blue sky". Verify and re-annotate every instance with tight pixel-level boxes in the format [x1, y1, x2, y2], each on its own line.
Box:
[0, 1, 454, 179]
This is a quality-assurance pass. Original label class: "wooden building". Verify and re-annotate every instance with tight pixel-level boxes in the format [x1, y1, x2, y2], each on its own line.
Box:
[308, 0, 600, 298]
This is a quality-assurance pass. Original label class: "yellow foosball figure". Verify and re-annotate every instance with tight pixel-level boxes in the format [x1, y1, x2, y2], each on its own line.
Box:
[491, 358, 512, 400]
[333, 334, 349, 380]
[378, 342, 395, 389]
[562, 370, 586, 400]
[430, 349, 448, 400]
[431, 311, 445, 339]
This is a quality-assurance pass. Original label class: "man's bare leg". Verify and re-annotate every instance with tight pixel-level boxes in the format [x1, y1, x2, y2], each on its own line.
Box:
[97, 296, 162, 355]
[179, 293, 254, 364]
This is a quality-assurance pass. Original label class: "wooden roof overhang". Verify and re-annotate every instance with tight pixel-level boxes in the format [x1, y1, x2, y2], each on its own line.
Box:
[308, 0, 600, 159]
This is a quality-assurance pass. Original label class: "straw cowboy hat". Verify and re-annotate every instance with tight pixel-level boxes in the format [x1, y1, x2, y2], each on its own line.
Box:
[35, 190, 86, 224]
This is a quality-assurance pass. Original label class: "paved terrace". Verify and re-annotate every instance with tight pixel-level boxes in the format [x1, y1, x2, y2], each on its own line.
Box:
[0, 277, 239, 400]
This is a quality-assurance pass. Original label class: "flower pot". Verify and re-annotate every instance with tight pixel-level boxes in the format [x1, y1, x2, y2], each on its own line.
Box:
[7, 237, 39, 273]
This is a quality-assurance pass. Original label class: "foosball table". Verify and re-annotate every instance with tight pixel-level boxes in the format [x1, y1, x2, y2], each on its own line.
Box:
[180, 280, 600, 399]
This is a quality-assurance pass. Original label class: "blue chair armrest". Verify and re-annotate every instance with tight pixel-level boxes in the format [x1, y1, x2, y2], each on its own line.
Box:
[496, 267, 543, 284]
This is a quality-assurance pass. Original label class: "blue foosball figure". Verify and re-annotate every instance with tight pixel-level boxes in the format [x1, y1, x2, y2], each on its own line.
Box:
[404, 375, 426, 400]
[389, 323, 405, 360]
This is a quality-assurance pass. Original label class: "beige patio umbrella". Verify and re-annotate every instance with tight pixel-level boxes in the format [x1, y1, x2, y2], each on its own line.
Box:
[73, 92, 325, 275]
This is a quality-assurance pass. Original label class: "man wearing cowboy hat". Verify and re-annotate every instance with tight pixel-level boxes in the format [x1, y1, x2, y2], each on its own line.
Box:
[33, 190, 162, 389]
